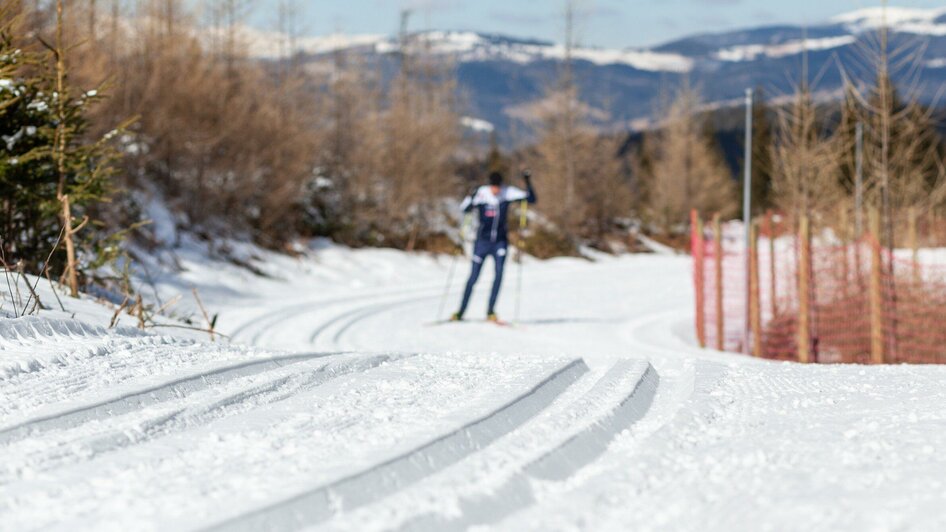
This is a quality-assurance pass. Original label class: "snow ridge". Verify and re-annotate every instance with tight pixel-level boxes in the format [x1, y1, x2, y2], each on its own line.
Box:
[0, 316, 159, 380]
[0, 315, 146, 344]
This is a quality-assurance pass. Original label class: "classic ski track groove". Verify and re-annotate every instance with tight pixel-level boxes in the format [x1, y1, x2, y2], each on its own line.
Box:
[308, 293, 443, 345]
[321, 264, 600, 349]
[201, 358, 590, 532]
[232, 263, 588, 349]
[397, 360, 660, 531]
[0, 351, 347, 446]
[232, 288, 427, 346]
[0, 354, 401, 481]
[329, 295, 444, 345]
[228, 279, 455, 345]
[486, 360, 729, 531]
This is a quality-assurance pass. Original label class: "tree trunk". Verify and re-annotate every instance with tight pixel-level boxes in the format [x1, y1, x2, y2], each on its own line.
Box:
[61, 195, 79, 297]
[54, 0, 78, 298]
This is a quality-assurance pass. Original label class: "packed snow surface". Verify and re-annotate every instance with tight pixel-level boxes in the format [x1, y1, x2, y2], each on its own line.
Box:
[2, 240, 946, 530]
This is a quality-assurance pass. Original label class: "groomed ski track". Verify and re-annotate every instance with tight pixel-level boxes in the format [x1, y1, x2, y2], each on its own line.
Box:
[4, 253, 946, 530]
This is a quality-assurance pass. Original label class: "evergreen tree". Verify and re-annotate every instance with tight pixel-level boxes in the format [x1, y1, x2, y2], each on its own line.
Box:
[1, 6, 62, 270]
[0, 3, 120, 293]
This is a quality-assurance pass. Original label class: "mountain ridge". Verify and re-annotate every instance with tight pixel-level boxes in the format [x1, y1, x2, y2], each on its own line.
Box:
[243, 6, 946, 137]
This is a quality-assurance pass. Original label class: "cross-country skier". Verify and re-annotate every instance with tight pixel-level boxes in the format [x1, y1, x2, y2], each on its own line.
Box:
[452, 170, 537, 322]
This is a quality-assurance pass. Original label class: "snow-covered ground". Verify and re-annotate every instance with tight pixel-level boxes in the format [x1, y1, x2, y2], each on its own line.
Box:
[3, 240, 946, 531]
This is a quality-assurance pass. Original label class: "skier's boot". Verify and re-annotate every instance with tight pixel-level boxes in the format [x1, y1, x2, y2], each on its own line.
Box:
[450, 312, 463, 322]
[486, 312, 500, 323]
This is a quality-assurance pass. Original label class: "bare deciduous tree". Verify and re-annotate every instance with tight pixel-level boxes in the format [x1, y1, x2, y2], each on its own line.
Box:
[840, 2, 946, 246]
[770, 82, 844, 225]
[638, 85, 737, 234]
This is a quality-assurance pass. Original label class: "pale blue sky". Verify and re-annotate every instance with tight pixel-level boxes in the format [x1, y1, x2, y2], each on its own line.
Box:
[245, 1, 946, 49]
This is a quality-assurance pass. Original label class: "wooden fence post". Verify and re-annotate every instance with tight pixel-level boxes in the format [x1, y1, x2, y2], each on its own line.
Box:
[713, 213, 724, 351]
[750, 219, 762, 356]
[854, 209, 865, 293]
[691, 210, 707, 348]
[869, 208, 885, 364]
[766, 210, 777, 320]
[928, 210, 935, 246]
[797, 214, 811, 364]
[908, 207, 919, 284]
[839, 204, 850, 295]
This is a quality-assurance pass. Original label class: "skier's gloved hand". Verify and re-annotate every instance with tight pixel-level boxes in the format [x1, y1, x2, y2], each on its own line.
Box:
[521, 170, 532, 184]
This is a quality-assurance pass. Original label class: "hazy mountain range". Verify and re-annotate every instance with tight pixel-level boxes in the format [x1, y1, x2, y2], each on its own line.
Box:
[245, 7, 946, 138]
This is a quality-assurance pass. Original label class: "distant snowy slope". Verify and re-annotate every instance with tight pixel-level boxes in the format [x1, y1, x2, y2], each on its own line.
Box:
[832, 6, 946, 35]
[407, 31, 693, 72]
[239, 27, 694, 73]
[715, 35, 856, 62]
[237, 7, 946, 68]
[200, 24, 386, 59]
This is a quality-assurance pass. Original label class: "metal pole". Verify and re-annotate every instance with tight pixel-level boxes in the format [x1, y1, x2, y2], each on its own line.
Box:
[855, 122, 864, 237]
[742, 88, 753, 355]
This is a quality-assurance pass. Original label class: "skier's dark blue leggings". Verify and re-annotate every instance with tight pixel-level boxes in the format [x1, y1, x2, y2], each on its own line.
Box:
[458, 240, 507, 317]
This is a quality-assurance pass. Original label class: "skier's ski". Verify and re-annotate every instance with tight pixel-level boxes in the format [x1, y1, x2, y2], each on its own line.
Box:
[424, 319, 518, 328]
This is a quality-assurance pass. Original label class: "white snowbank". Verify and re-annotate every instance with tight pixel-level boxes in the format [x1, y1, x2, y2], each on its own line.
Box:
[927, 58, 946, 69]
[716, 35, 856, 62]
[460, 116, 495, 133]
[208, 25, 387, 59]
[832, 6, 946, 36]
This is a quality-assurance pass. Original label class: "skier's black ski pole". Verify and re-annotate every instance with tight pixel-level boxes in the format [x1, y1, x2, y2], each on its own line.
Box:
[437, 213, 472, 321]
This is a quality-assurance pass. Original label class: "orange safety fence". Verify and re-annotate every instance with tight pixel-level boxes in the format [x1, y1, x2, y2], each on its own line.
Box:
[691, 210, 946, 364]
